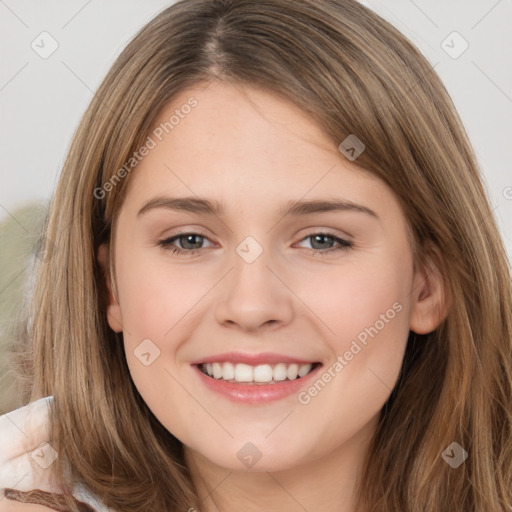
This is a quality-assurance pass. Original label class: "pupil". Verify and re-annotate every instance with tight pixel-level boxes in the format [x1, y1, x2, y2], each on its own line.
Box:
[183, 234, 202, 249]
[312, 234, 332, 249]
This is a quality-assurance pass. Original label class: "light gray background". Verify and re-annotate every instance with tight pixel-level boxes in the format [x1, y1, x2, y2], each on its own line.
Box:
[1, 0, 511, 258]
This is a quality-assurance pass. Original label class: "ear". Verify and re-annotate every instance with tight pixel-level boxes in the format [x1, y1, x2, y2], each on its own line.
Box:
[409, 249, 450, 334]
[97, 243, 123, 333]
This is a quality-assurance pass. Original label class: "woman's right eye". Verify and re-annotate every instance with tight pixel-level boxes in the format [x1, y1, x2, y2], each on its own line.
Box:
[157, 233, 214, 255]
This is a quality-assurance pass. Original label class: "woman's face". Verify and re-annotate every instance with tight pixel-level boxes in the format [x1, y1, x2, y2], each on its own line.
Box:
[103, 80, 431, 473]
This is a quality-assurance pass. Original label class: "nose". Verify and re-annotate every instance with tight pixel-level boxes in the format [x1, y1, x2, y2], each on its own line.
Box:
[214, 245, 295, 332]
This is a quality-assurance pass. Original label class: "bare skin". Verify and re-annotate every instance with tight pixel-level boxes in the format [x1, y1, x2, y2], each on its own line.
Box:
[100, 80, 446, 512]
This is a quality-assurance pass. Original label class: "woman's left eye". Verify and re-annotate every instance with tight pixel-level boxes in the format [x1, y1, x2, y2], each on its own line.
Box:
[295, 233, 353, 255]
[157, 232, 353, 256]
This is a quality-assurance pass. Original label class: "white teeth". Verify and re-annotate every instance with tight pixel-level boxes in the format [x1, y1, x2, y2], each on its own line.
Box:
[212, 362, 223, 379]
[223, 362, 235, 380]
[286, 363, 299, 380]
[201, 362, 315, 383]
[234, 363, 253, 382]
[298, 364, 312, 377]
[253, 364, 273, 382]
[273, 363, 287, 381]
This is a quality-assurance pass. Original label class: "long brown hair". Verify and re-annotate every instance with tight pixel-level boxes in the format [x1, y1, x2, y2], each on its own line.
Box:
[11, 0, 512, 510]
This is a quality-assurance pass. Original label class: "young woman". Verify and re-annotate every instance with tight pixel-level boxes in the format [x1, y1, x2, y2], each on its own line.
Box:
[1, 1, 511, 511]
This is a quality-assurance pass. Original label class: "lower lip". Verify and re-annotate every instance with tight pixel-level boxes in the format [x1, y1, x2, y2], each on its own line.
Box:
[192, 364, 323, 404]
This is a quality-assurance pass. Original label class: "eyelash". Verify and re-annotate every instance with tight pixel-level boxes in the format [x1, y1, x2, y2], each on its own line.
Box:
[157, 231, 353, 256]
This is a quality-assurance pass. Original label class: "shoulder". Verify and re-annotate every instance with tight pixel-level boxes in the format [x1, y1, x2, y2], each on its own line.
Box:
[0, 400, 111, 512]
[0, 397, 58, 492]
[0, 397, 53, 463]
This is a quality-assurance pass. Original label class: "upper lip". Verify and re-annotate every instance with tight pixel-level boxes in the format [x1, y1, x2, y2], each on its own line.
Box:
[190, 352, 319, 366]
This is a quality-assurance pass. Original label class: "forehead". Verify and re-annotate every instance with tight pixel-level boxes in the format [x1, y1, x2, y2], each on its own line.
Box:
[120, 81, 397, 221]
[150, 80, 337, 170]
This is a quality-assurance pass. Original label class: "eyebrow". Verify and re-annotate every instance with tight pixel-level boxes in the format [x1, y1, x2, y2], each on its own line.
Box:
[137, 196, 378, 219]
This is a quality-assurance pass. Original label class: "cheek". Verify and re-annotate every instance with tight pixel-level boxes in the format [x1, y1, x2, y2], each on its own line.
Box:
[292, 259, 411, 448]
[117, 256, 210, 428]
[115, 252, 231, 397]
[285, 259, 411, 462]
[117, 250, 210, 337]
[306, 256, 409, 345]
[304, 255, 411, 397]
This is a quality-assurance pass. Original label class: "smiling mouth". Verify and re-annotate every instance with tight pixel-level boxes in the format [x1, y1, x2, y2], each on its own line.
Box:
[196, 361, 322, 385]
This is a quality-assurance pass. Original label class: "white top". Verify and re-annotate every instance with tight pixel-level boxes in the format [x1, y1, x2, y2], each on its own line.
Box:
[0, 396, 111, 511]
